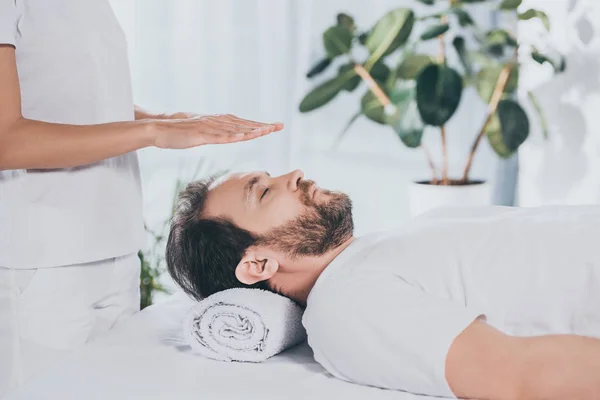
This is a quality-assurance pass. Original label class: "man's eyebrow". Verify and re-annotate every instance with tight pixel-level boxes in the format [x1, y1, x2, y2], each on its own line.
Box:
[244, 172, 270, 203]
[245, 176, 260, 201]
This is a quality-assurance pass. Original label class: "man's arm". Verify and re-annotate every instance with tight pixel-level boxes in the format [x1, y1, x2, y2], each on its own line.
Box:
[446, 319, 600, 400]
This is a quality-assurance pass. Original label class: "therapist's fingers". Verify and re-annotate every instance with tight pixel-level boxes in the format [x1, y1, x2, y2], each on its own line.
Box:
[201, 119, 281, 139]
[216, 114, 284, 132]
[180, 114, 279, 132]
[204, 114, 262, 127]
[153, 115, 283, 148]
[201, 125, 276, 144]
[201, 118, 270, 135]
[201, 114, 276, 129]
[196, 116, 279, 136]
[198, 128, 270, 145]
[210, 114, 266, 127]
[198, 121, 274, 137]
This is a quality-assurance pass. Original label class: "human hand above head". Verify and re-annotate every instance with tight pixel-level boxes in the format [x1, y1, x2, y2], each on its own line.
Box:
[150, 114, 284, 149]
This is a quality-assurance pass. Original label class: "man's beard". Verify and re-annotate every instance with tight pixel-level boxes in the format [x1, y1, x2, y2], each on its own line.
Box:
[256, 180, 354, 258]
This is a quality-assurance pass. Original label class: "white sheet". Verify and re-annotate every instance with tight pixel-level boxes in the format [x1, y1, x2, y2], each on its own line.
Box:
[5, 292, 440, 400]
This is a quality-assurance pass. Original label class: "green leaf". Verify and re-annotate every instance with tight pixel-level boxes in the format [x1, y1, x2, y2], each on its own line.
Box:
[486, 99, 530, 157]
[333, 110, 362, 148]
[485, 113, 512, 158]
[306, 58, 332, 78]
[519, 9, 550, 31]
[498, 100, 530, 150]
[452, 36, 472, 76]
[323, 25, 353, 58]
[417, 12, 443, 22]
[506, 36, 518, 47]
[531, 50, 567, 73]
[397, 54, 435, 80]
[448, 8, 475, 27]
[499, 0, 522, 10]
[483, 29, 518, 58]
[361, 90, 388, 124]
[299, 74, 351, 112]
[471, 51, 499, 69]
[416, 0, 436, 4]
[531, 51, 548, 65]
[459, 0, 487, 3]
[337, 13, 356, 33]
[386, 84, 425, 148]
[527, 91, 549, 139]
[338, 63, 361, 92]
[557, 57, 567, 73]
[531, 51, 552, 64]
[416, 64, 463, 126]
[370, 62, 391, 83]
[476, 64, 519, 103]
[365, 8, 415, 68]
[420, 23, 450, 41]
[358, 31, 369, 45]
[486, 29, 518, 48]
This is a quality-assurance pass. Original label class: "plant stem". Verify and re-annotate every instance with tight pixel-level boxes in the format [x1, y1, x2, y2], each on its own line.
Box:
[440, 125, 450, 184]
[421, 144, 439, 184]
[461, 61, 515, 183]
[438, 15, 450, 185]
[333, 111, 361, 149]
[438, 15, 448, 64]
[353, 64, 391, 106]
[528, 91, 549, 139]
[354, 64, 440, 184]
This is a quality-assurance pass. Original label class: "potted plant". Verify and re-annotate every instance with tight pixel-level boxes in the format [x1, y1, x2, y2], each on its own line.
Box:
[299, 0, 565, 216]
[138, 161, 213, 309]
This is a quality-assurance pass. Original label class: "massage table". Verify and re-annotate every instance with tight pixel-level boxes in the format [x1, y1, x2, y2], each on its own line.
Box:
[5, 292, 442, 400]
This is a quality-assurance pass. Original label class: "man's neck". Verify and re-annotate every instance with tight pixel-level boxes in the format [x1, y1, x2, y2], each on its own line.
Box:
[270, 236, 356, 306]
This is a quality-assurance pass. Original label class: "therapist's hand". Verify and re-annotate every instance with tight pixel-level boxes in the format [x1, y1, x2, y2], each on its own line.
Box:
[150, 114, 283, 149]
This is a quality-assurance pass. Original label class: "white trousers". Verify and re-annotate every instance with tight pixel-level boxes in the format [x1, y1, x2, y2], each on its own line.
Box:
[0, 253, 140, 398]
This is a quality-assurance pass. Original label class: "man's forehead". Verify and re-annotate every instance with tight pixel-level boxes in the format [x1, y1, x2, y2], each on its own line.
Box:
[203, 171, 265, 217]
[209, 172, 254, 190]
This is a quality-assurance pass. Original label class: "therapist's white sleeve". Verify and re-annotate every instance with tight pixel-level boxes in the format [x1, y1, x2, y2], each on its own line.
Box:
[0, 0, 19, 46]
[303, 277, 484, 398]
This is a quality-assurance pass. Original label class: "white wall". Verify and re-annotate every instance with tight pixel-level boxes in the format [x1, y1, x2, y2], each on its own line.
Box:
[518, 0, 600, 206]
[110, 0, 506, 239]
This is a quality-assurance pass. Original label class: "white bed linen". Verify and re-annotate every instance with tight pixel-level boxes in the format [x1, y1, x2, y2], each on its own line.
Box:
[5, 292, 441, 400]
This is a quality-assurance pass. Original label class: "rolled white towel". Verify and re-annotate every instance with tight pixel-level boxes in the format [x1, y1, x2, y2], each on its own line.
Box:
[183, 288, 306, 362]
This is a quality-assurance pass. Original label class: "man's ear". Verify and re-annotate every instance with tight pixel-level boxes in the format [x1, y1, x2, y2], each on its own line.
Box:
[235, 248, 280, 286]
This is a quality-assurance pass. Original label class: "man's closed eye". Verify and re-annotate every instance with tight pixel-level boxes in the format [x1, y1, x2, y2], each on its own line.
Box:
[260, 188, 270, 201]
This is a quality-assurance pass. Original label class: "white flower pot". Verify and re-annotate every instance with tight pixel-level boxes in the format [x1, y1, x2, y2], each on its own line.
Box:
[408, 180, 492, 218]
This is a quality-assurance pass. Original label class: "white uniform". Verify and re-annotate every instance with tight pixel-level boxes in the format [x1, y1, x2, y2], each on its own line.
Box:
[303, 205, 600, 398]
[0, 0, 144, 396]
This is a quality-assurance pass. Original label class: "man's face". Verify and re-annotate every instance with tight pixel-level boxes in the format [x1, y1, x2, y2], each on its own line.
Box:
[203, 170, 354, 257]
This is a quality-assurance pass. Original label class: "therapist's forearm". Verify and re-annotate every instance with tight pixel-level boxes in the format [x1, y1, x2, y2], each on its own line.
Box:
[0, 117, 154, 170]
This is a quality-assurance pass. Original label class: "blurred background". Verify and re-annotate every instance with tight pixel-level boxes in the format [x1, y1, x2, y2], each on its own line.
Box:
[106, 0, 600, 306]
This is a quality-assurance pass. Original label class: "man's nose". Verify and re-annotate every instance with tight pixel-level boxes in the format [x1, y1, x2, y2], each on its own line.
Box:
[285, 169, 304, 191]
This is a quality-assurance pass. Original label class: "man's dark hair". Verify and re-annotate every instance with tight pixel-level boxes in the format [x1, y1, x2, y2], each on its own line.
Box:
[165, 177, 271, 300]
